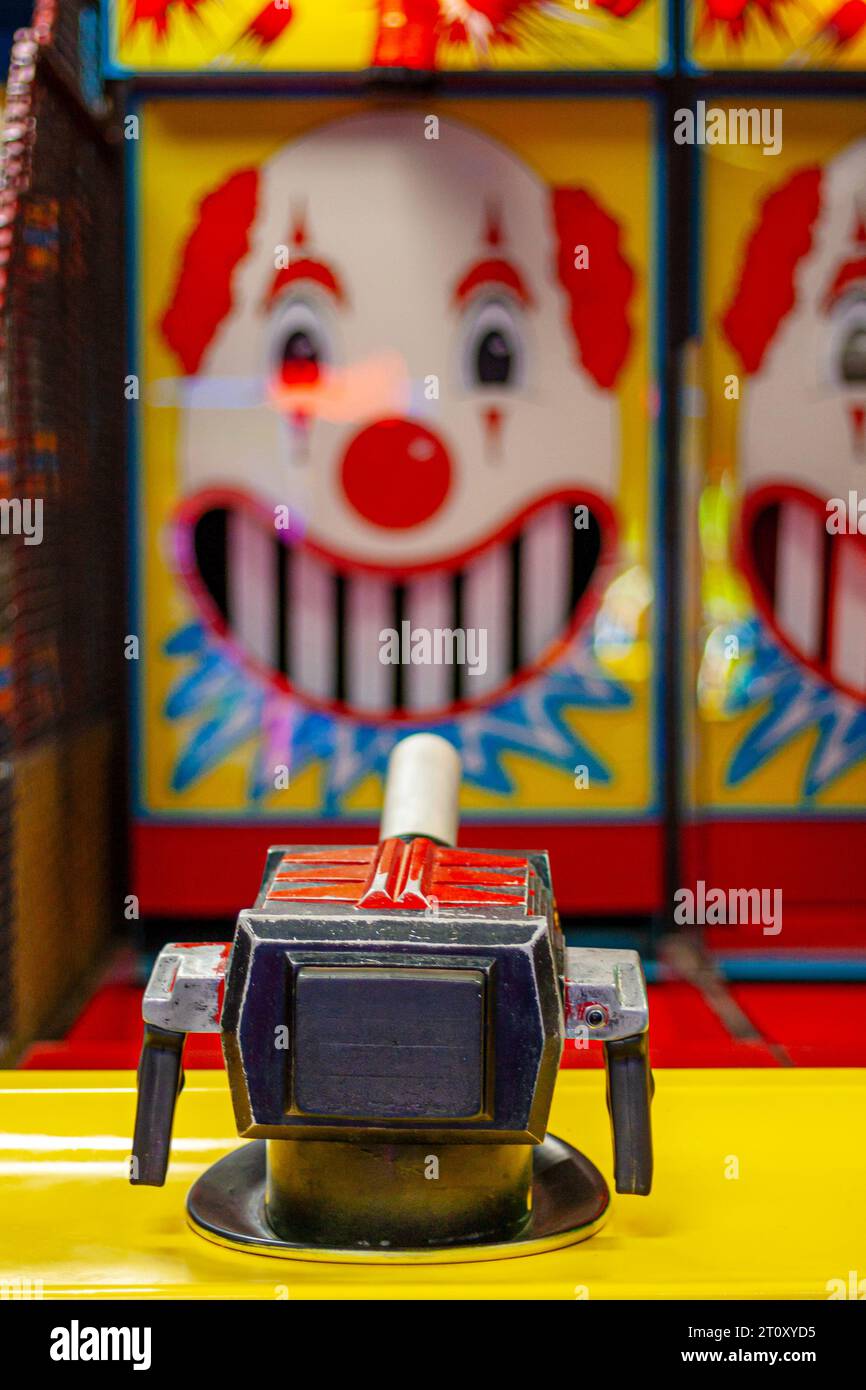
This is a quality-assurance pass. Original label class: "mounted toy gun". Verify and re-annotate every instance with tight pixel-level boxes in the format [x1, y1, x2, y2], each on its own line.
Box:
[130, 734, 653, 1259]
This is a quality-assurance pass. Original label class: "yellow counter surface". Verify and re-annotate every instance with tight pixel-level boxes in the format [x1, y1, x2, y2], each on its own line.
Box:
[0, 1069, 863, 1299]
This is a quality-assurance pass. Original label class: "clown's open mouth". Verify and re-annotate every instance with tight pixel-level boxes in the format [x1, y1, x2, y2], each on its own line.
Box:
[742, 485, 866, 703]
[176, 491, 609, 720]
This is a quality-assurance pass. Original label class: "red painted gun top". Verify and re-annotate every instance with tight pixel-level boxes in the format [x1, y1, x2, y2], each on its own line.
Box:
[265, 837, 530, 910]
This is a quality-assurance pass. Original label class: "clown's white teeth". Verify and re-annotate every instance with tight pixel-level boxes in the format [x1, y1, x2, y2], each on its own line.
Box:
[755, 497, 866, 699]
[831, 543, 866, 696]
[346, 571, 392, 712]
[288, 547, 334, 701]
[228, 511, 276, 668]
[208, 498, 600, 713]
[520, 504, 573, 665]
[461, 541, 510, 696]
[403, 573, 453, 711]
[775, 500, 824, 660]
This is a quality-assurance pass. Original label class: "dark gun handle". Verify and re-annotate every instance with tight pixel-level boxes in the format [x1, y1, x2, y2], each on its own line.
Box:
[130, 1023, 185, 1187]
[604, 1031, 654, 1196]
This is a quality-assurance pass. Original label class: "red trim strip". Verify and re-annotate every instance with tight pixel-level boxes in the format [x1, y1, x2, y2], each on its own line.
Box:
[133, 822, 662, 916]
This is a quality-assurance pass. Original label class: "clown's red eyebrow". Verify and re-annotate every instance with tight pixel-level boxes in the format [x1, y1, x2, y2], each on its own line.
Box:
[454, 258, 532, 307]
[824, 254, 866, 310]
[266, 257, 345, 305]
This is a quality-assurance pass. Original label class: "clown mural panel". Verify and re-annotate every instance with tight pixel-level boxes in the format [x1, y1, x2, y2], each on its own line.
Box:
[692, 101, 866, 946]
[132, 98, 659, 913]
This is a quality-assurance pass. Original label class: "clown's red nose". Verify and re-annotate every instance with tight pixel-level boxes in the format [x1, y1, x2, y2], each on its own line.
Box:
[340, 418, 452, 530]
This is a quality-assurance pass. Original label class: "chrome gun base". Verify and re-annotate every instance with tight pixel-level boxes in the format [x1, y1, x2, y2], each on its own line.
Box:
[186, 1134, 610, 1265]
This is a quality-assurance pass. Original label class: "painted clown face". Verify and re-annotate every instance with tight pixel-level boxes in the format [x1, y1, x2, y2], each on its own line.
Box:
[724, 140, 866, 704]
[163, 110, 633, 721]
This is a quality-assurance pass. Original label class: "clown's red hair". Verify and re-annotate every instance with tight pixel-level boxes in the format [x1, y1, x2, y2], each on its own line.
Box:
[721, 167, 823, 375]
[161, 168, 260, 375]
[552, 187, 635, 390]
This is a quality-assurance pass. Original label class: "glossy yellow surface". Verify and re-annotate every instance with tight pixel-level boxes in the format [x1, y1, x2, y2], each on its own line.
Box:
[0, 1070, 863, 1299]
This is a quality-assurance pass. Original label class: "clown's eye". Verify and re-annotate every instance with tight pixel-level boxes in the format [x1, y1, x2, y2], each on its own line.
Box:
[841, 324, 866, 382]
[283, 329, 319, 369]
[461, 298, 525, 390]
[269, 298, 334, 384]
[477, 328, 512, 384]
[828, 294, 866, 387]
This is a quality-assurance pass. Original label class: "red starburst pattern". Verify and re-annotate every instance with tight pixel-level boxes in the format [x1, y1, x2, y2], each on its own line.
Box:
[442, 1, 542, 47]
[373, 1, 643, 67]
[126, 0, 210, 42]
[593, 0, 646, 17]
[698, 0, 791, 43]
[239, 2, 295, 48]
[820, 0, 866, 47]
